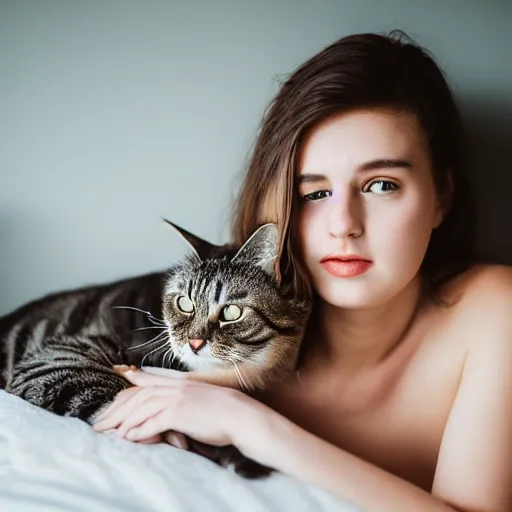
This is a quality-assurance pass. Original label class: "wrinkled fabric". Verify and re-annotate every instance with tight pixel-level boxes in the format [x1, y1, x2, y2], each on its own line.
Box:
[0, 391, 361, 512]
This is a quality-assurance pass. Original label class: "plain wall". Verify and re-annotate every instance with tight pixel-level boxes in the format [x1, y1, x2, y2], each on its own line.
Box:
[1, 0, 511, 315]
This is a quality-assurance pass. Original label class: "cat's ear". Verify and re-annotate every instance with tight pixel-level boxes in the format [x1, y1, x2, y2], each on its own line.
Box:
[231, 223, 280, 278]
[162, 218, 219, 263]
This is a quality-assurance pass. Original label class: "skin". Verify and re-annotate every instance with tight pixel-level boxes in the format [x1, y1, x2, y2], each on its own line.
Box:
[93, 109, 512, 512]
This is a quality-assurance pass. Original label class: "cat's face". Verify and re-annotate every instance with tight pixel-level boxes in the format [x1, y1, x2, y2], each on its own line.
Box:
[161, 222, 311, 391]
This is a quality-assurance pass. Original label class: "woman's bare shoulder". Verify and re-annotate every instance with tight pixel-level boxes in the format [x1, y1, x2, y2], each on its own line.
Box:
[430, 263, 512, 509]
[440, 263, 512, 309]
[438, 263, 512, 348]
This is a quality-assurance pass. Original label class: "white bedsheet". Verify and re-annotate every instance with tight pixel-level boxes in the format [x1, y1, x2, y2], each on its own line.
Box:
[0, 391, 361, 512]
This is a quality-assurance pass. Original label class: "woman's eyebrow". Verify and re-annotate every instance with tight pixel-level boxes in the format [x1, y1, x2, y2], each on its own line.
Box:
[296, 173, 327, 185]
[297, 158, 413, 184]
[359, 158, 413, 171]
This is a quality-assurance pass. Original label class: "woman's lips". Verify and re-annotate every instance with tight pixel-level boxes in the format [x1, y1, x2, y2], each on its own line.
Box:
[320, 258, 372, 278]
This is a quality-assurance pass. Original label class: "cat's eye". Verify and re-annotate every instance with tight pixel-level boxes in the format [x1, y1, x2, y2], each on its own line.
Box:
[221, 304, 242, 322]
[176, 296, 194, 314]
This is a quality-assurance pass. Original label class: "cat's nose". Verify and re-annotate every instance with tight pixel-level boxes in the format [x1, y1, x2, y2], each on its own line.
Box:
[189, 338, 206, 354]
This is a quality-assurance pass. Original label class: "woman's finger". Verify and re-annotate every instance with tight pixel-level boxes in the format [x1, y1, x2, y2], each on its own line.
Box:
[164, 431, 189, 450]
[141, 367, 187, 379]
[124, 411, 170, 441]
[116, 396, 169, 437]
[93, 386, 140, 423]
[112, 364, 138, 374]
[93, 386, 173, 432]
[137, 433, 163, 445]
[121, 369, 187, 387]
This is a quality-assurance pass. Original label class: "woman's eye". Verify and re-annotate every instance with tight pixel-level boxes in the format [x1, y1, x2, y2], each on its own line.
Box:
[177, 296, 194, 313]
[221, 305, 242, 322]
[302, 190, 332, 202]
[364, 180, 399, 194]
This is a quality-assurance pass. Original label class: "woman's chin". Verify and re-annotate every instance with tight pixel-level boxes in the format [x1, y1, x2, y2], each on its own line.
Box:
[314, 281, 393, 310]
[313, 271, 420, 311]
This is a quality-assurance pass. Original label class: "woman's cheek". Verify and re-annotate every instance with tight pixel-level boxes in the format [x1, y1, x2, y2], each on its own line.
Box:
[297, 205, 321, 254]
[387, 202, 435, 272]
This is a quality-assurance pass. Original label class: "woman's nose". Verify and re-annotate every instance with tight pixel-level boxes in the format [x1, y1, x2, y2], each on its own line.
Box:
[328, 191, 364, 239]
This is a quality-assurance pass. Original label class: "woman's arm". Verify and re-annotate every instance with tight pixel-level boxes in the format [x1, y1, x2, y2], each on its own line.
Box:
[238, 403, 460, 512]
[93, 369, 462, 511]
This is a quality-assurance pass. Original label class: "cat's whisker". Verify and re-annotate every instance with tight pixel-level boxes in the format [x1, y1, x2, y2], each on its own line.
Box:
[165, 347, 175, 368]
[170, 349, 179, 367]
[234, 365, 247, 391]
[232, 367, 242, 389]
[162, 348, 170, 368]
[111, 306, 166, 326]
[111, 305, 155, 316]
[125, 332, 167, 353]
[125, 330, 168, 352]
[147, 316, 166, 327]
[132, 326, 166, 333]
[140, 339, 169, 367]
[96, 346, 115, 367]
[159, 346, 171, 368]
[236, 363, 250, 391]
[230, 359, 249, 392]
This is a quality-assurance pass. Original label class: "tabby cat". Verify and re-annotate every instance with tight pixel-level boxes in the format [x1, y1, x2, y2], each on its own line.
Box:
[0, 220, 310, 478]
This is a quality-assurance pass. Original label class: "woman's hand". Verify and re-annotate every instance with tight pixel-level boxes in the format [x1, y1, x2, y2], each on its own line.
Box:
[92, 367, 260, 449]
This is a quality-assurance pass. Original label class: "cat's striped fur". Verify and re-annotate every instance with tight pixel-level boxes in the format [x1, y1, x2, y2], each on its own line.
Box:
[0, 271, 165, 418]
[0, 222, 311, 478]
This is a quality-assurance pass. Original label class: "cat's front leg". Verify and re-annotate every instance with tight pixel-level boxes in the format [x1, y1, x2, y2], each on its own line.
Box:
[6, 334, 132, 423]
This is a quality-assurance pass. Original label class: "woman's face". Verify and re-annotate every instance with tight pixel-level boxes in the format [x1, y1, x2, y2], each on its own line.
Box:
[296, 108, 444, 309]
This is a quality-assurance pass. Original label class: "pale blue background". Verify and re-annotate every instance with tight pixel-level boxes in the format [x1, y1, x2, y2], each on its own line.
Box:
[1, 0, 511, 315]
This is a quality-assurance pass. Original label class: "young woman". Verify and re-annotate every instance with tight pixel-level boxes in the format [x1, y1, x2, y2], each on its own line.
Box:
[93, 32, 512, 511]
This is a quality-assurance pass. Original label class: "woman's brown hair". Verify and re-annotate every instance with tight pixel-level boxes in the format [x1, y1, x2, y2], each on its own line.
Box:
[231, 30, 477, 302]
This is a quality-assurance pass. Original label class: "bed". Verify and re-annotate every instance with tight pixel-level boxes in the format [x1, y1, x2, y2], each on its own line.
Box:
[0, 390, 361, 512]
